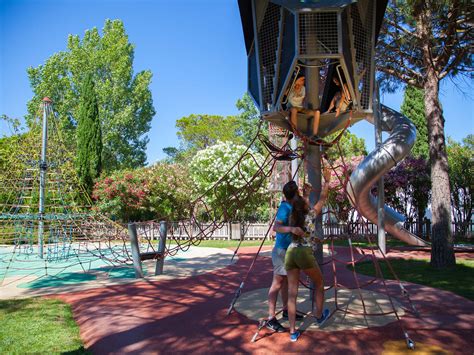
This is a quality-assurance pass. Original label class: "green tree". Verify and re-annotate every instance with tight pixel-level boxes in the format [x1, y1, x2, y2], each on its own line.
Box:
[447, 135, 473, 238]
[326, 130, 367, 161]
[26, 19, 155, 171]
[236, 92, 266, 153]
[76, 74, 102, 195]
[376, 0, 472, 268]
[176, 114, 244, 152]
[401, 86, 428, 160]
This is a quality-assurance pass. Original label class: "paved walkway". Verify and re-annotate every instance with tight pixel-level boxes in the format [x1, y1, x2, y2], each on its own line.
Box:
[50, 246, 474, 354]
[0, 247, 235, 299]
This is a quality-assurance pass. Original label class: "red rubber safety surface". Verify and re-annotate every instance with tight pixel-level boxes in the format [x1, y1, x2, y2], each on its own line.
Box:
[53, 247, 474, 354]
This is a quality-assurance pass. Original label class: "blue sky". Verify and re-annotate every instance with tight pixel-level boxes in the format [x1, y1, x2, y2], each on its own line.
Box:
[1, 0, 472, 163]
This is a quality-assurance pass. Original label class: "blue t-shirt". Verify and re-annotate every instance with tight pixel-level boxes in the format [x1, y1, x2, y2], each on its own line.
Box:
[274, 201, 292, 249]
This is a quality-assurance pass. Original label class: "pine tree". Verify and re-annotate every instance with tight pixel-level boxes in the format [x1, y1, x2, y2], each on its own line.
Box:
[401, 86, 428, 160]
[76, 74, 102, 195]
[377, 0, 472, 268]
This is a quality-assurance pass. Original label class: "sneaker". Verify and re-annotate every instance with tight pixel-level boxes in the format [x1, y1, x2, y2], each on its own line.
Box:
[282, 310, 304, 320]
[266, 317, 286, 332]
[290, 331, 301, 342]
[315, 308, 330, 327]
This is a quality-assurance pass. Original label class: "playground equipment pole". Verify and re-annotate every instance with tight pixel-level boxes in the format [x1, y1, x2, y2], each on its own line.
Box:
[374, 83, 386, 254]
[305, 62, 323, 308]
[128, 223, 144, 278]
[155, 221, 167, 275]
[291, 138, 298, 181]
[38, 97, 51, 258]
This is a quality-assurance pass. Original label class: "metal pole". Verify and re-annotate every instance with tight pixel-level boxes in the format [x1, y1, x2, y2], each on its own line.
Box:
[155, 221, 167, 275]
[38, 97, 51, 258]
[374, 83, 386, 255]
[128, 223, 144, 278]
[305, 61, 322, 309]
[291, 137, 298, 181]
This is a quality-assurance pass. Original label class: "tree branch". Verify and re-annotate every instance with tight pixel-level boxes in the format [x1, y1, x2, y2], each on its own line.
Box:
[377, 67, 423, 88]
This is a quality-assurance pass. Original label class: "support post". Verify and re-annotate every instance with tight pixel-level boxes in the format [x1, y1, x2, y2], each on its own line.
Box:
[305, 62, 322, 308]
[291, 137, 298, 181]
[374, 84, 386, 255]
[230, 222, 242, 240]
[38, 98, 51, 258]
[128, 223, 144, 278]
[306, 145, 323, 265]
[155, 221, 167, 275]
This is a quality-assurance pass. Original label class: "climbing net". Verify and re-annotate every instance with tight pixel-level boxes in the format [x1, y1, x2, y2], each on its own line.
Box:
[228, 124, 424, 349]
[0, 99, 423, 349]
[0, 104, 139, 286]
[0, 101, 291, 286]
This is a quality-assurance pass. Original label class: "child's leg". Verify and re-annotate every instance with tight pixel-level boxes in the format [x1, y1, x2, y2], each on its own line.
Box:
[303, 266, 324, 318]
[312, 110, 320, 136]
[290, 107, 297, 129]
[286, 268, 300, 334]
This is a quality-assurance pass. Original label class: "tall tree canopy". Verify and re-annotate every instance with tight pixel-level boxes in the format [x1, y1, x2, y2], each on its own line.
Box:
[175, 114, 244, 152]
[400, 86, 428, 160]
[27, 19, 155, 171]
[236, 92, 266, 154]
[326, 130, 367, 161]
[163, 93, 264, 163]
[76, 74, 102, 195]
[376, 0, 473, 268]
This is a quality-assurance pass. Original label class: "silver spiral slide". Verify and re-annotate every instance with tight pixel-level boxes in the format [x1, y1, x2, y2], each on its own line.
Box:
[347, 105, 429, 247]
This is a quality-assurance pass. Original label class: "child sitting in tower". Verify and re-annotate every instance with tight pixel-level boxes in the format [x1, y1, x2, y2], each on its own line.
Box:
[287, 74, 321, 138]
[325, 76, 352, 117]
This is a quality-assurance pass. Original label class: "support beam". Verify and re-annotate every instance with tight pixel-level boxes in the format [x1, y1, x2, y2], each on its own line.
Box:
[155, 221, 168, 275]
[374, 84, 386, 255]
[38, 98, 51, 258]
[128, 223, 144, 278]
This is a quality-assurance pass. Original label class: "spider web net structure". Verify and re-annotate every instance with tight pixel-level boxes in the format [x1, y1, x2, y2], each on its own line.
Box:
[0, 99, 290, 286]
[0, 100, 135, 286]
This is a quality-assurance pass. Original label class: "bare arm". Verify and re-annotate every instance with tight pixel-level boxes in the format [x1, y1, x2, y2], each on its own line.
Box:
[313, 168, 332, 215]
[273, 221, 305, 236]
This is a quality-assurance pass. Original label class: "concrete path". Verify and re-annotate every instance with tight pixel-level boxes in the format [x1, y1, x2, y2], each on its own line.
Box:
[0, 247, 235, 299]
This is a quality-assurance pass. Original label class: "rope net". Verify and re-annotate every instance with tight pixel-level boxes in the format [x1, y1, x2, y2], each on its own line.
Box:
[1, 100, 420, 346]
[230, 121, 423, 348]
[0, 101, 288, 285]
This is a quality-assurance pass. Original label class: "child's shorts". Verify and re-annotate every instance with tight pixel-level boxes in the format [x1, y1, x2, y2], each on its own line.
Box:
[285, 246, 316, 270]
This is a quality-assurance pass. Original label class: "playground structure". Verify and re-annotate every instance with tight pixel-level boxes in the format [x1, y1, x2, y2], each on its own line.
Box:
[238, 0, 428, 248]
[0, 97, 280, 289]
[227, 0, 438, 348]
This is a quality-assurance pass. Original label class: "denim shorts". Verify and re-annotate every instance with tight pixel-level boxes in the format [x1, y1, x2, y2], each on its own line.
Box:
[272, 247, 287, 276]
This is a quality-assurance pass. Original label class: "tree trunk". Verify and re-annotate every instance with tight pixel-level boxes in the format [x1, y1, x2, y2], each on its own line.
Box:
[416, 2, 456, 269]
[424, 68, 456, 268]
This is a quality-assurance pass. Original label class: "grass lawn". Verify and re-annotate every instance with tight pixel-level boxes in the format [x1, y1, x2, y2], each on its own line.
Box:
[0, 297, 90, 354]
[331, 238, 407, 248]
[353, 258, 474, 301]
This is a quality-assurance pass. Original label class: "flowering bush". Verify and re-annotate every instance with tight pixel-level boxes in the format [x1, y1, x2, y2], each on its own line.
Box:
[324, 155, 431, 223]
[144, 163, 194, 220]
[92, 170, 150, 221]
[381, 156, 431, 221]
[189, 141, 269, 222]
[326, 156, 365, 221]
[92, 163, 194, 222]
